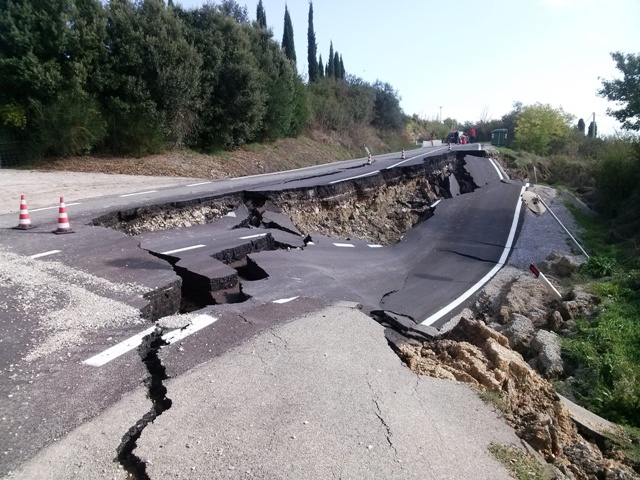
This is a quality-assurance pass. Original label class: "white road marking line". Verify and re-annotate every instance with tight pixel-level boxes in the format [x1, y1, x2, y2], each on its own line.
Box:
[431, 199, 442, 207]
[329, 170, 379, 184]
[30, 250, 61, 259]
[421, 184, 527, 326]
[118, 191, 158, 197]
[83, 326, 157, 367]
[30, 203, 80, 212]
[273, 296, 299, 304]
[334, 243, 355, 248]
[488, 158, 505, 180]
[307, 242, 315, 245]
[240, 233, 268, 239]
[161, 244, 206, 255]
[226, 212, 237, 217]
[367, 244, 383, 248]
[84, 315, 218, 367]
[162, 314, 219, 344]
[186, 181, 213, 187]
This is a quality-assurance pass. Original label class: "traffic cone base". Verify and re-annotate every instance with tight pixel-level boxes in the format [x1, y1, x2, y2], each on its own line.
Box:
[13, 194, 36, 230]
[52, 197, 75, 234]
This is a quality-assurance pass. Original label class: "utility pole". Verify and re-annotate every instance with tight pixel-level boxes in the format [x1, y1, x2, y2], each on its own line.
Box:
[592, 112, 596, 138]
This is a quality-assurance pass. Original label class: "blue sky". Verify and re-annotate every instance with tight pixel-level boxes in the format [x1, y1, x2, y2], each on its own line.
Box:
[175, 0, 640, 136]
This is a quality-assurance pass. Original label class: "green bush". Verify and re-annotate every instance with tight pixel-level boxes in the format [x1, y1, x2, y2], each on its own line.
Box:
[103, 98, 165, 157]
[581, 256, 616, 278]
[29, 91, 106, 158]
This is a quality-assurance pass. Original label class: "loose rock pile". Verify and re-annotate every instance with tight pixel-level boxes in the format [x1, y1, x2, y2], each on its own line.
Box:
[391, 253, 637, 479]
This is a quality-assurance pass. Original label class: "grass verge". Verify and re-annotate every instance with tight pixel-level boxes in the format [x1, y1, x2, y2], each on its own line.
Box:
[488, 443, 553, 480]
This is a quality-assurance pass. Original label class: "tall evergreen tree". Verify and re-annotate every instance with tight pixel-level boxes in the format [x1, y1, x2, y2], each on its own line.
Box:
[327, 41, 334, 78]
[588, 121, 598, 138]
[318, 54, 324, 78]
[577, 118, 585, 134]
[256, 0, 267, 29]
[333, 51, 340, 80]
[307, 1, 318, 82]
[281, 5, 296, 64]
[339, 54, 345, 79]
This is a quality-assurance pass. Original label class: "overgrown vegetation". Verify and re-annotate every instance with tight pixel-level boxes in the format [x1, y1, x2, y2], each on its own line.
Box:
[0, 0, 406, 161]
[488, 443, 552, 480]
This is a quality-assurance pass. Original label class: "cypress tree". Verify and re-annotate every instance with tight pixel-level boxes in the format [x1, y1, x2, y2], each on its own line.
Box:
[333, 51, 340, 80]
[327, 41, 334, 78]
[281, 5, 296, 64]
[318, 54, 324, 78]
[577, 118, 585, 134]
[339, 54, 345, 79]
[256, 0, 267, 29]
[307, 1, 318, 82]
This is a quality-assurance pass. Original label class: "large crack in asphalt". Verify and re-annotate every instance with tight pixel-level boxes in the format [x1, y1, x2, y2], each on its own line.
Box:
[115, 327, 171, 479]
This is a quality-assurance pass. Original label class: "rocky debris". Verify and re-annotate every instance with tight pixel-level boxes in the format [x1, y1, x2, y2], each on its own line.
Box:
[264, 156, 456, 245]
[392, 317, 636, 479]
[529, 330, 564, 379]
[540, 252, 583, 278]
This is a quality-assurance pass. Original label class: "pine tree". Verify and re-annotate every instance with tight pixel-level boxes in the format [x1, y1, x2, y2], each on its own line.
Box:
[327, 41, 334, 78]
[333, 51, 340, 80]
[318, 55, 324, 78]
[307, 1, 318, 82]
[256, 0, 267, 29]
[281, 5, 296, 64]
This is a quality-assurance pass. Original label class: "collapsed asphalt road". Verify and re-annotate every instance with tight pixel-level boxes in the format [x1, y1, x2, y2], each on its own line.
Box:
[0, 146, 527, 477]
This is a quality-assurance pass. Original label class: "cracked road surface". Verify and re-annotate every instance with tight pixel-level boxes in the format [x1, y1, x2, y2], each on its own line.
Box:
[8, 302, 521, 479]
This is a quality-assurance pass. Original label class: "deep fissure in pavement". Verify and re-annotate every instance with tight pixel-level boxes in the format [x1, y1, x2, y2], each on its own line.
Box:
[116, 328, 172, 479]
[95, 154, 478, 312]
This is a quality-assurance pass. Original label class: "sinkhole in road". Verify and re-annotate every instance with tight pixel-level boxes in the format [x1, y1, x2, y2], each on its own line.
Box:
[94, 153, 479, 313]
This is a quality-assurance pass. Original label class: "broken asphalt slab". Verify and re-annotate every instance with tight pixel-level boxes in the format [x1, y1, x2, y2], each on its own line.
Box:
[8, 301, 523, 479]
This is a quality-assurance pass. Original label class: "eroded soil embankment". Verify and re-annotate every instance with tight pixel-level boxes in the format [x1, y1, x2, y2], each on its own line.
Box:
[92, 153, 467, 245]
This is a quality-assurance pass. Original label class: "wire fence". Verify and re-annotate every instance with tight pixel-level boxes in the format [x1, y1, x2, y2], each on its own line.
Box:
[0, 141, 24, 168]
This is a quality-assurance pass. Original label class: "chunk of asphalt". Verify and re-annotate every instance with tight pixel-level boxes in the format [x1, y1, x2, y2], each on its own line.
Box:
[370, 310, 439, 341]
[261, 210, 303, 237]
[268, 229, 306, 249]
[174, 257, 238, 293]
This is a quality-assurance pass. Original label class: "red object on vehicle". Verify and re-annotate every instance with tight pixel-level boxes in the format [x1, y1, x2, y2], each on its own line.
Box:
[461, 136, 467, 144]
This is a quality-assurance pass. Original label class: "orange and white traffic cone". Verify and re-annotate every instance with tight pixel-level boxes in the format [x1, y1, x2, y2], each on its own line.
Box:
[52, 197, 74, 234]
[401, 149, 405, 159]
[13, 194, 36, 230]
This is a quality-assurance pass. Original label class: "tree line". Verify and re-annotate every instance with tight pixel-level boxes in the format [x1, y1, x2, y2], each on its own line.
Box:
[0, 0, 406, 159]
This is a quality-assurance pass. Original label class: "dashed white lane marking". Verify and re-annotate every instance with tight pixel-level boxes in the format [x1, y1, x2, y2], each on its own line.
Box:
[329, 170, 379, 184]
[84, 314, 218, 367]
[30, 250, 62, 259]
[186, 181, 213, 187]
[30, 203, 80, 212]
[431, 199, 442, 207]
[387, 146, 448, 169]
[488, 158, 505, 180]
[307, 242, 315, 245]
[84, 326, 156, 367]
[421, 184, 527, 326]
[161, 244, 206, 255]
[273, 296, 299, 304]
[240, 233, 268, 240]
[162, 314, 219, 345]
[118, 190, 158, 197]
[334, 243, 355, 248]
[367, 245, 383, 248]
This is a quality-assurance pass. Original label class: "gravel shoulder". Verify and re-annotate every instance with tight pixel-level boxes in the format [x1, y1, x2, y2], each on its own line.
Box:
[0, 169, 205, 215]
